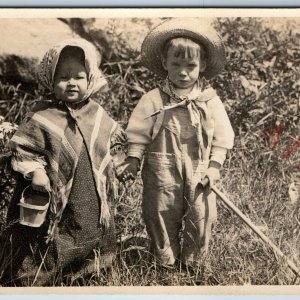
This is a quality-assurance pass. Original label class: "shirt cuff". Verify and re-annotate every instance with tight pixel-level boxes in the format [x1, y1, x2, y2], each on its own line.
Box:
[127, 143, 147, 161]
[210, 146, 228, 166]
[11, 159, 46, 179]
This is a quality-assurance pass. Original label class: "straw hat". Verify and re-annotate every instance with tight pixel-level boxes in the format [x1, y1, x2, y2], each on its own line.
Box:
[141, 18, 226, 80]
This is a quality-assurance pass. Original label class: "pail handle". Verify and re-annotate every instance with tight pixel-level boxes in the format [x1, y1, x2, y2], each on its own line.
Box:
[21, 185, 51, 199]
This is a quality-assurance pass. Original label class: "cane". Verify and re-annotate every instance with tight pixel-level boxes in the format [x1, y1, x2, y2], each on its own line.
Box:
[200, 177, 300, 278]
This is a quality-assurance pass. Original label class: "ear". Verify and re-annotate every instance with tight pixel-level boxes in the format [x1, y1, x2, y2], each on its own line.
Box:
[161, 55, 168, 71]
[200, 60, 207, 73]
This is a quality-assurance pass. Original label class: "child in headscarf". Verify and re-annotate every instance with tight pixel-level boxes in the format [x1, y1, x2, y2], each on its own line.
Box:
[0, 38, 126, 286]
[121, 18, 235, 267]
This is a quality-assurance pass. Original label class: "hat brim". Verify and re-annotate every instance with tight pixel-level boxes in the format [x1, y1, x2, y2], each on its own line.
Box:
[141, 18, 226, 80]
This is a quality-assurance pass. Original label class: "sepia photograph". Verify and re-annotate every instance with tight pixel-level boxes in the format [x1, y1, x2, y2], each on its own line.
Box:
[0, 9, 300, 292]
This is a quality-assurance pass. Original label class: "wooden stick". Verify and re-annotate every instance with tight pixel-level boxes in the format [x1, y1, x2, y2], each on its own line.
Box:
[200, 178, 300, 277]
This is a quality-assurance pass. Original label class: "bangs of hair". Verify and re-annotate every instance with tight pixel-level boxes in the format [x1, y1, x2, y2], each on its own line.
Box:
[162, 38, 206, 60]
[59, 46, 85, 64]
[54, 46, 86, 80]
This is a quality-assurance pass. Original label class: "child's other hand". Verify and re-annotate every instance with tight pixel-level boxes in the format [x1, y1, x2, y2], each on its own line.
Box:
[116, 157, 140, 182]
[204, 167, 220, 186]
[31, 169, 51, 192]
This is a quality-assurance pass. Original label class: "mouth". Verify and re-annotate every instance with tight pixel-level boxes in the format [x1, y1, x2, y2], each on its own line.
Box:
[66, 90, 78, 93]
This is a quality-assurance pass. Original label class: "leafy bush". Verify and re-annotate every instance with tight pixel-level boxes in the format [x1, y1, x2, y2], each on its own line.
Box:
[0, 115, 18, 230]
[94, 24, 160, 124]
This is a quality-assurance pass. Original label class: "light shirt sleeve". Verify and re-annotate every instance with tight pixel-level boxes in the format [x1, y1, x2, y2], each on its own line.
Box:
[209, 96, 235, 149]
[126, 90, 160, 160]
[11, 158, 46, 179]
[210, 146, 228, 166]
[10, 139, 47, 179]
[208, 96, 235, 165]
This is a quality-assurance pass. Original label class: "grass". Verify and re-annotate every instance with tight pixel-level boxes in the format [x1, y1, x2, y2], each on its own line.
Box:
[3, 150, 299, 286]
[105, 127, 300, 286]
[42, 146, 299, 287]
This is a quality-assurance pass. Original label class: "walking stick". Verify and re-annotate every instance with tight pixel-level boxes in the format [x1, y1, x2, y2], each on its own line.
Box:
[200, 178, 300, 278]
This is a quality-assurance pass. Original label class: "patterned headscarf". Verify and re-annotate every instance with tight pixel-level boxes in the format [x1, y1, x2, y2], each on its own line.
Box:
[37, 38, 107, 101]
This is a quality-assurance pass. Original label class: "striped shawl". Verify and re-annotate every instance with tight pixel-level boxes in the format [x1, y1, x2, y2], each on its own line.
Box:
[10, 99, 119, 240]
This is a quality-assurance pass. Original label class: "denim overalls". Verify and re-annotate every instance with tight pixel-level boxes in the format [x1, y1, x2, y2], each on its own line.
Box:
[142, 94, 217, 265]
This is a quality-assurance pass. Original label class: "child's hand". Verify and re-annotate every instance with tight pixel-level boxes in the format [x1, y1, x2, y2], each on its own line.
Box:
[31, 168, 51, 192]
[204, 167, 220, 186]
[116, 157, 140, 182]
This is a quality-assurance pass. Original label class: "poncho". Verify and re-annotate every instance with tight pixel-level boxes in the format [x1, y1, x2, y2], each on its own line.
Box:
[10, 98, 120, 241]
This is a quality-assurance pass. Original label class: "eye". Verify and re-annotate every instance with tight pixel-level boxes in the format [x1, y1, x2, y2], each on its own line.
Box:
[76, 73, 87, 80]
[171, 62, 180, 67]
[187, 64, 197, 68]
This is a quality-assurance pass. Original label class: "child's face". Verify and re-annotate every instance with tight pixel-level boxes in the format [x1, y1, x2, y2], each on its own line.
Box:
[54, 56, 88, 103]
[162, 46, 206, 90]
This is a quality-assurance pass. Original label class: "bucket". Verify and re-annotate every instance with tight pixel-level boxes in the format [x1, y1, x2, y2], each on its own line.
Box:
[19, 185, 50, 227]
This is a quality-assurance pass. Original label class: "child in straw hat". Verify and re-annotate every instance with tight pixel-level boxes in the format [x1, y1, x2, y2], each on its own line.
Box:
[0, 38, 126, 285]
[121, 18, 235, 266]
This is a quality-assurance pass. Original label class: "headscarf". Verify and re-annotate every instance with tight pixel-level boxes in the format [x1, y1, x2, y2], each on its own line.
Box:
[37, 38, 107, 101]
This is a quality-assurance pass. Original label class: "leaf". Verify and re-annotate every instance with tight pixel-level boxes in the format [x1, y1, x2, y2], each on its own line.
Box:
[131, 84, 145, 94]
[239, 75, 251, 90]
[245, 47, 257, 54]
[239, 75, 259, 96]
[263, 56, 276, 68]
[289, 182, 299, 204]
[292, 79, 300, 88]
[287, 48, 295, 56]
[248, 108, 265, 116]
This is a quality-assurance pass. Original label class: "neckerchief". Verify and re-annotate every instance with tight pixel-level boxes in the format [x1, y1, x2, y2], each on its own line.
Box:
[157, 78, 214, 158]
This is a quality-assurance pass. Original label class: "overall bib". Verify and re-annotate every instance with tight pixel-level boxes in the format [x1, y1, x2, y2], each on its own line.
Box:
[142, 100, 217, 266]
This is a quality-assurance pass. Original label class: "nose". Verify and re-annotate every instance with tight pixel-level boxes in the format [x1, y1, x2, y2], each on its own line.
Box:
[179, 69, 188, 77]
[67, 78, 76, 85]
